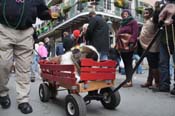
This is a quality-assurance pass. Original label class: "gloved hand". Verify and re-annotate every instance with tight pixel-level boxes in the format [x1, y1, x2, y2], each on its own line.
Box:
[159, 3, 175, 25]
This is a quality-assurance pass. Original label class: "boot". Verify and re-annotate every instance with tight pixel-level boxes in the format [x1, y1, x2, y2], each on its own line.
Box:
[141, 68, 153, 88]
[149, 68, 160, 89]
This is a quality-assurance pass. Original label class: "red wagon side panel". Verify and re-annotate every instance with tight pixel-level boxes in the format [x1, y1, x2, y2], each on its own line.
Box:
[39, 61, 77, 89]
[80, 58, 117, 81]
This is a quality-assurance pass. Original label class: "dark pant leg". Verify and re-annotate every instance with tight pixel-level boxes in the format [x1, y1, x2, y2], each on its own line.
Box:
[147, 52, 159, 69]
[120, 52, 134, 81]
[172, 51, 175, 86]
[159, 43, 171, 87]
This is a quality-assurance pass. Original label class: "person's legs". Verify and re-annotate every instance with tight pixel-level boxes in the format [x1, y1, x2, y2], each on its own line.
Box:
[31, 53, 39, 82]
[169, 56, 174, 79]
[35, 55, 39, 73]
[0, 24, 14, 109]
[132, 54, 143, 74]
[153, 43, 170, 92]
[144, 52, 160, 88]
[136, 65, 143, 74]
[170, 51, 175, 95]
[121, 52, 134, 87]
[14, 27, 34, 113]
[30, 54, 35, 82]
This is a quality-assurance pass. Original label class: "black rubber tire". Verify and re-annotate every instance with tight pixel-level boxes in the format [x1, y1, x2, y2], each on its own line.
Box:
[100, 87, 121, 109]
[39, 83, 50, 102]
[65, 94, 86, 116]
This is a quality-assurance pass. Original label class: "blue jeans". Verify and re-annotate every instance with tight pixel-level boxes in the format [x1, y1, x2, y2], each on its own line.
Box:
[159, 43, 171, 87]
[169, 56, 174, 79]
[31, 54, 39, 78]
[172, 52, 175, 82]
[99, 52, 108, 61]
[132, 54, 143, 74]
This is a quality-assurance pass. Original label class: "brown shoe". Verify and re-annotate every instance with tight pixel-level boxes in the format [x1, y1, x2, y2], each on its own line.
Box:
[141, 68, 153, 88]
[152, 69, 160, 87]
[148, 84, 159, 89]
[141, 82, 152, 88]
[123, 82, 133, 88]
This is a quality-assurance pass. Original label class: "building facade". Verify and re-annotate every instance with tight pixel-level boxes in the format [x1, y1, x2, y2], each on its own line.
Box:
[36, 0, 152, 56]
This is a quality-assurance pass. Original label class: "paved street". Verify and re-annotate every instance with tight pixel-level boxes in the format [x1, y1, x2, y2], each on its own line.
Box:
[0, 70, 175, 116]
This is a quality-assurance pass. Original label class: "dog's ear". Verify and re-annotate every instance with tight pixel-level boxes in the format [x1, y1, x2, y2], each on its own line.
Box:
[86, 50, 98, 61]
[72, 49, 81, 59]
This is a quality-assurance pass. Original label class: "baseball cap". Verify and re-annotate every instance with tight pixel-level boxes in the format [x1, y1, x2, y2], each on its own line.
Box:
[73, 30, 80, 39]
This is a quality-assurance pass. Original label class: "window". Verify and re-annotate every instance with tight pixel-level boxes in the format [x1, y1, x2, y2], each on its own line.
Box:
[104, 0, 111, 10]
[139, 1, 150, 8]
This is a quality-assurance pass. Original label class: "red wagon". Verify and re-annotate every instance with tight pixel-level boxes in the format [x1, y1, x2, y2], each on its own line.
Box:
[39, 58, 120, 116]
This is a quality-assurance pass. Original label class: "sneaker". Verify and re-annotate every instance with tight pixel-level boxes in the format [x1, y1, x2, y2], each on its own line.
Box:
[0, 95, 11, 109]
[170, 88, 175, 95]
[18, 102, 33, 114]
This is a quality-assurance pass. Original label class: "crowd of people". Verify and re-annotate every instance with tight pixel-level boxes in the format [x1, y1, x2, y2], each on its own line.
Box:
[115, 0, 175, 95]
[0, 0, 175, 114]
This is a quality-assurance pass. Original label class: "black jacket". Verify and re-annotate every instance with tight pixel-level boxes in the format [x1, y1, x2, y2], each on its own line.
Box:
[86, 15, 110, 52]
[0, 0, 51, 29]
[63, 35, 74, 52]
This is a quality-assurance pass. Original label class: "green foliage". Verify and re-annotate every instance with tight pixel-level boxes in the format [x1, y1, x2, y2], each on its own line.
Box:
[79, 0, 88, 3]
[135, 7, 144, 14]
[63, 5, 72, 14]
[114, 0, 129, 9]
[48, 0, 63, 7]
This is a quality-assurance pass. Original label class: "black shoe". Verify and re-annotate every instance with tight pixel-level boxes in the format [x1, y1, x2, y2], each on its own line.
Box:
[0, 95, 11, 109]
[30, 77, 35, 82]
[18, 102, 33, 114]
[170, 88, 175, 95]
[152, 85, 170, 92]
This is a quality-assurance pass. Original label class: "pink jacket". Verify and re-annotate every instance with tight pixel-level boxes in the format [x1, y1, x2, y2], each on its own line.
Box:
[37, 45, 48, 58]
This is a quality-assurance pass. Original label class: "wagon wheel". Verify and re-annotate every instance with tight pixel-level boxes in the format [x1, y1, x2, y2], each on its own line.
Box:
[65, 94, 86, 116]
[49, 83, 57, 99]
[39, 83, 50, 102]
[100, 87, 121, 109]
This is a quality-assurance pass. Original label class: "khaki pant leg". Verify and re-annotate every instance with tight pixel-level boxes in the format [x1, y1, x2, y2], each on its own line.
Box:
[0, 25, 14, 97]
[14, 28, 34, 104]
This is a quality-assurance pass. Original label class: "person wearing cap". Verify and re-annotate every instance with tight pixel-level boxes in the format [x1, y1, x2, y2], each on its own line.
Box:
[86, 11, 110, 60]
[116, 9, 139, 87]
[73, 29, 81, 46]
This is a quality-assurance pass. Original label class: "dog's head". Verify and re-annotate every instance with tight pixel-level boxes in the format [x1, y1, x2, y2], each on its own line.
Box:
[72, 45, 99, 60]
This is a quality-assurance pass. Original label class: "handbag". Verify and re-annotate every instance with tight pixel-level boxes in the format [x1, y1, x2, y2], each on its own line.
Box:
[116, 33, 137, 51]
